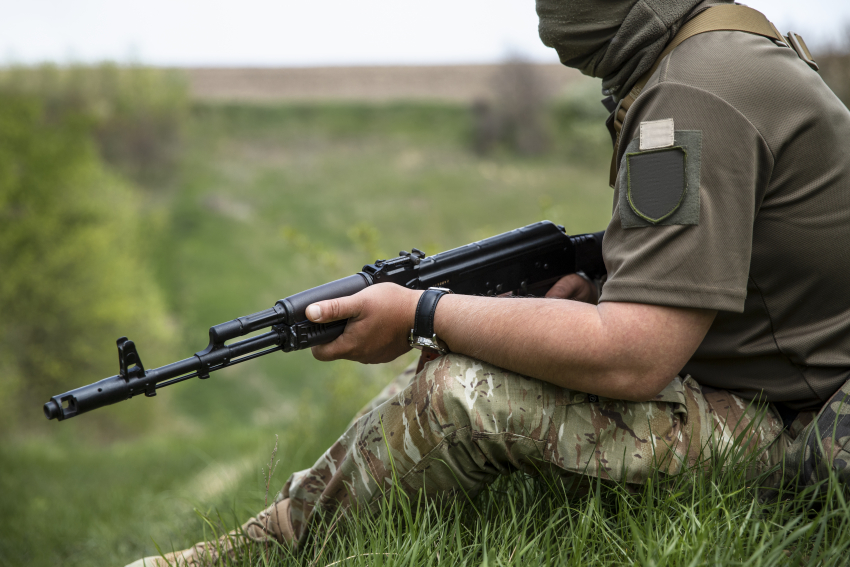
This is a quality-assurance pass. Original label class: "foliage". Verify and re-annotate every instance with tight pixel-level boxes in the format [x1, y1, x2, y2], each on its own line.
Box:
[0, 64, 189, 187]
[469, 61, 611, 161]
[471, 59, 552, 156]
[0, 72, 180, 434]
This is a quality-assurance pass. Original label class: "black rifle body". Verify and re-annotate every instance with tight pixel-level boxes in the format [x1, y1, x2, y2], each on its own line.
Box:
[44, 221, 605, 421]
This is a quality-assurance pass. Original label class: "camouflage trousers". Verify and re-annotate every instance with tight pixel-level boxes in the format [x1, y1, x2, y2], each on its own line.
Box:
[277, 354, 815, 544]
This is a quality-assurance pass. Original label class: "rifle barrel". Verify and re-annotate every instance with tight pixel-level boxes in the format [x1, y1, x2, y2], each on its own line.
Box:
[43, 329, 284, 421]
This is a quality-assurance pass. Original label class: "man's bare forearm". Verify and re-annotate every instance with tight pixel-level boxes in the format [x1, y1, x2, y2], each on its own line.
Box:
[305, 277, 715, 401]
[434, 294, 716, 401]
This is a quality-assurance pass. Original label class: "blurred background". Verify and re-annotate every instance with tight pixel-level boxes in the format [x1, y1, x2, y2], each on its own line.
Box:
[1, 1, 847, 565]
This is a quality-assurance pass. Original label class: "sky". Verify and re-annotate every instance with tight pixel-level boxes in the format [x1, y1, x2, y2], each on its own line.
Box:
[2, 0, 848, 67]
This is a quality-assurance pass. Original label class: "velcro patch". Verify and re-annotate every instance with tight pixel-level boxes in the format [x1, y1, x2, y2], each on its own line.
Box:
[639, 118, 674, 150]
[616, 130, 702, 229]
[626, 147, 686, 223]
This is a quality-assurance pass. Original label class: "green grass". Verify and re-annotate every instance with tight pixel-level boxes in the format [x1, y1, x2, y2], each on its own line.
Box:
[2, 89, 846, 566]
[187, 459, 850, 566]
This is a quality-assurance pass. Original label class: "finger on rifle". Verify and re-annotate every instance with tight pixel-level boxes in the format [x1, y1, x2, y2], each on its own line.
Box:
[311, 337, 351, 362]
[305, 295, 361, 323]
[545, 274, 582, 299]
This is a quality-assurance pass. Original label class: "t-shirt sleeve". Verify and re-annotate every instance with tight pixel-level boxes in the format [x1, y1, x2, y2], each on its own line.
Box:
[599, 81, 774, 313]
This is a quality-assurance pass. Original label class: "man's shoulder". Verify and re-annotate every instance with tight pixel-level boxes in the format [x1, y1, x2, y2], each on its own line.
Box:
[656, 30, 808, 99]
[643, 29, 845, 152]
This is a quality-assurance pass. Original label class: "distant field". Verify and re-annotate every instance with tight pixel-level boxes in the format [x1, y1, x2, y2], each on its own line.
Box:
[182, 64, 583, 103]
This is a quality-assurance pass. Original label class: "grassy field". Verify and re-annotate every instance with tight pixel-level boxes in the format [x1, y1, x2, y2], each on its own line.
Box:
[1, 70, 848, 566]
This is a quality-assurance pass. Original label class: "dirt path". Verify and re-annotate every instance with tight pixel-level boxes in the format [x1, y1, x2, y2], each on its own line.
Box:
[182, 64, 582, 103]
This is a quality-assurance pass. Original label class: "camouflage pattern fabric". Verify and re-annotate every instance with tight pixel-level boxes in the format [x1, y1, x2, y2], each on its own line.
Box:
[346, 361, 418, 426]
[276, 353, 791, 544]
[782, 379, 850, 488]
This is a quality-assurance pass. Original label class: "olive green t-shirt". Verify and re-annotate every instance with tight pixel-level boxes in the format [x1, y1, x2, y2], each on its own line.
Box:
[600, 30, 850, 411]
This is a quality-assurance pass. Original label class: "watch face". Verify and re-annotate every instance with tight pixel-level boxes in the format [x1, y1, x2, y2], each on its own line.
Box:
[409, 335, 433, 349]
[409, 332, 448, 354]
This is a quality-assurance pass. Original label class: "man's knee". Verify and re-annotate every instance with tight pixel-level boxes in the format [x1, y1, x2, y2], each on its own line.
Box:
[416, 353, 490, 427]
[415, 353, 544, 438]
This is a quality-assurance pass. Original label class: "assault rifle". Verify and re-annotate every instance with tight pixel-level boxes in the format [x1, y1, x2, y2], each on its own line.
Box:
[44, 221, 605, 422]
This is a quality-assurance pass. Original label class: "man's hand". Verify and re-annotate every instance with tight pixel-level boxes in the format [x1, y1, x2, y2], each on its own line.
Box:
[545, 273, 598, 304]
[306, 283, 422, 364]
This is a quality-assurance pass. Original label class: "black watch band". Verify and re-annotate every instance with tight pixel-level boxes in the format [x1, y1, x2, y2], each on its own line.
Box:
[409, 287, 452, 353]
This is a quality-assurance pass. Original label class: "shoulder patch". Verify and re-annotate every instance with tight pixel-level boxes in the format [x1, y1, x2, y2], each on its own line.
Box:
[627, 147, 686, 223]
[617, 131, 702, 229]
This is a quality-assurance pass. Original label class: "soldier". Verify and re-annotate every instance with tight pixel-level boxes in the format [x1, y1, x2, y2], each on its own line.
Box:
[130, 0, 850, 565]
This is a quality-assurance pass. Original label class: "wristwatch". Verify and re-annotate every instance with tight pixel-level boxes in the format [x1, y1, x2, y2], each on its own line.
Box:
[409, 287, 453, 354]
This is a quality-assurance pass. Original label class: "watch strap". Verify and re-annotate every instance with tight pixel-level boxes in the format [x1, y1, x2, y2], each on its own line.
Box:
[413, 288, 448, 340]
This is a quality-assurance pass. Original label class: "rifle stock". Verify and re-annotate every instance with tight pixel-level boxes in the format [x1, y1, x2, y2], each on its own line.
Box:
[44, 221, 605, 421]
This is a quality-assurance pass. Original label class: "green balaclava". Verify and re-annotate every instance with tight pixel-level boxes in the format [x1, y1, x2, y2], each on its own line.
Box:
[537, 0, 728, 100]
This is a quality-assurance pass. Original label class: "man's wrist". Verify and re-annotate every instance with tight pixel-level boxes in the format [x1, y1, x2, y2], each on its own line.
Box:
[409, 287, 452, 354]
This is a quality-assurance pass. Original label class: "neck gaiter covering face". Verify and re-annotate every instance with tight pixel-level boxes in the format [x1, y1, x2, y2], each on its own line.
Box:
[537, 0, 721, 100]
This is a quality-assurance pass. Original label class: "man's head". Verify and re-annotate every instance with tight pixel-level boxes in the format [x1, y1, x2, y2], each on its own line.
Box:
[536, 0, 725, 99]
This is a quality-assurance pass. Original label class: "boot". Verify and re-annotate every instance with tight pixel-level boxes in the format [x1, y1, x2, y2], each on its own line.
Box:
[125, 498, 294, 567]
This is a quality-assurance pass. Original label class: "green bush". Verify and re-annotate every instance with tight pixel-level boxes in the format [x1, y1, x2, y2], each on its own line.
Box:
[0, 82, 178, 435]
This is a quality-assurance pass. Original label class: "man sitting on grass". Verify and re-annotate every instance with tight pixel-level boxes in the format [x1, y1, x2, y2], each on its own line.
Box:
[130, 0, 850, 565]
